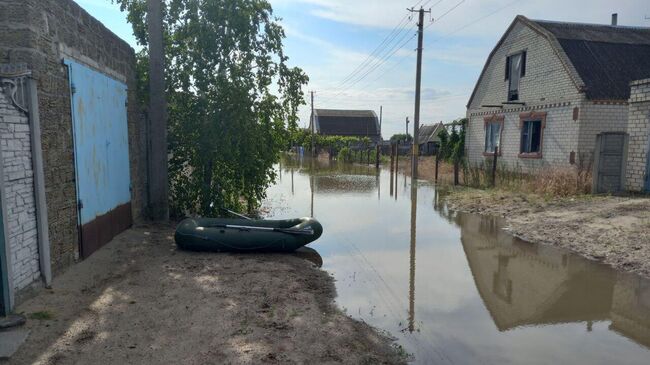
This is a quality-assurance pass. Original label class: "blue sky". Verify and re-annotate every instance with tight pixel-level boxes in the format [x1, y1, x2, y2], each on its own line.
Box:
[79, 0, 649, 138]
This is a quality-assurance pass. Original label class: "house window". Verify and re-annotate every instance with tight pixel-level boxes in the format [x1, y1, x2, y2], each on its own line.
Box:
[505, 51, 526, 101]
[484, 122, 501, 153]
[520, 120, 542, 154]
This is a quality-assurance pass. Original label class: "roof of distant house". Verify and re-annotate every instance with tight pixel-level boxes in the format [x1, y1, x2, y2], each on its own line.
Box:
[312, 109, 380, 137]
[468, 16, 650, 106]
[418, 123, 444, 144]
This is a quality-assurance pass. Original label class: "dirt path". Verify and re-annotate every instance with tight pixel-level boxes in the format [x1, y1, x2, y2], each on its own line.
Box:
[443, 189, 650, 278]
[5, 225, 405, 365]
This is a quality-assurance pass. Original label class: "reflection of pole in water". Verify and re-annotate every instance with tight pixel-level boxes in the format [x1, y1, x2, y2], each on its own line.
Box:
[279, 158, 282, 181]
[310, 159, 314, 217]
[377, 169, 381, 201]
[394, 153, 398, 201]
[433, 188, 438, 211]
[291, 168, 294, 196]
[409, 177, 418, 333]
[390, 166, 394, 197]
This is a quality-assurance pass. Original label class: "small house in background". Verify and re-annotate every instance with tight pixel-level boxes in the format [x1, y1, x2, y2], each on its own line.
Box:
[466, 14, 650, 194]
[418, 122, 444, 155]
[310, 109, 381, 143]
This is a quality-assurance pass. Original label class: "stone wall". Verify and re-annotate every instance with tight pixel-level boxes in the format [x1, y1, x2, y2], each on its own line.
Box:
[625, 79, 650, 191]
[0, 89, 39, 291]
[0, 0, 148, 273]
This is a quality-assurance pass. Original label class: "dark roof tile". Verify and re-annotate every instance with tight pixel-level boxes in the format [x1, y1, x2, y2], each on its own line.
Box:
[533, 20, 650, 100]
[313, 109, 379, 137]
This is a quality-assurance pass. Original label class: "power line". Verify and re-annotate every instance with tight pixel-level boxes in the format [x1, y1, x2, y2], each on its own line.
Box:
[425, 0, 466, 30]
[319, 0, 452, 102]
[319, 30, 418, 103]
[331, 0, 425, 90]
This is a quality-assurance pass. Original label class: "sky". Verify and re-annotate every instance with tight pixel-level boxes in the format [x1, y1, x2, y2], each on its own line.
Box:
[78, 0, 650, 138]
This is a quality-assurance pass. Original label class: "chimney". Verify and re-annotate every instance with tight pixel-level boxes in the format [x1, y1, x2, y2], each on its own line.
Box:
[611, 13, 618, 26]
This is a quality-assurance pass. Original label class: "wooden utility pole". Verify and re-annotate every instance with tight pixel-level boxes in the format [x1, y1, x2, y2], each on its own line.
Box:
[310, 91, 315, 157]
[147, 0, 169, 221]
[407, 7, 430, 179]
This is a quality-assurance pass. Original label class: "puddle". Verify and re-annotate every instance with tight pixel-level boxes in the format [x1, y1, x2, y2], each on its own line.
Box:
[263, 156, 650, 364]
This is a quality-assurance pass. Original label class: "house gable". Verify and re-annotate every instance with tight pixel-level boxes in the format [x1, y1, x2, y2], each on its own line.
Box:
[467, 16, 584, 110]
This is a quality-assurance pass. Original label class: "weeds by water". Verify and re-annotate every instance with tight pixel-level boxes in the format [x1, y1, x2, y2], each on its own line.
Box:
[440, 155, 593, 198]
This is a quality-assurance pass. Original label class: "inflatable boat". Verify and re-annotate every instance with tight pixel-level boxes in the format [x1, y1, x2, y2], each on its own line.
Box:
[174, 217, 323, 252]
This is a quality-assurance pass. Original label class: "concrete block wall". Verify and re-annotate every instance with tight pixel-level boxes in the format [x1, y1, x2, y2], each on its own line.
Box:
[577, 101, 629, 162]
[0, 90, 40, 291]
[468, 21, 581, 111]
[466, 19, 585, 172]
[625, 79, 650, 191]
[467, 102, 579, 172]
[0, 0, 148, 273]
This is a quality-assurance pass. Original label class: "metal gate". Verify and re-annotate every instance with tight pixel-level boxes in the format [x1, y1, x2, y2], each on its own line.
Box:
[65, 60, 132, 258]
[593, 132, 628, 194]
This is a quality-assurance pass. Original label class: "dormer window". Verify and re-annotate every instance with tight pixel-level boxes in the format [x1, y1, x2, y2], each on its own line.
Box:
[505, 51, 526, 101]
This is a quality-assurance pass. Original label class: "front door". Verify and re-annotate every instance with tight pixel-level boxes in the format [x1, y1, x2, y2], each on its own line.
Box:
[65, 60, 132, 258]
[594, 133, 627, 194]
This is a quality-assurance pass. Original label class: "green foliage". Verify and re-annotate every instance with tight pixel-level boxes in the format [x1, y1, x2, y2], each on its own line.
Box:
[290, 130, 365, 158]
[29, 311, 55, 320]
[338, 146, 352, 162]
[437, 118, 467, 163]
[115, 0, 308, 216]
[390, 133, 412, 143]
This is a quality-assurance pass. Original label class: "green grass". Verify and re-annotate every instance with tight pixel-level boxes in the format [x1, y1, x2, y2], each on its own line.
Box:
[29, 310, 55, 320]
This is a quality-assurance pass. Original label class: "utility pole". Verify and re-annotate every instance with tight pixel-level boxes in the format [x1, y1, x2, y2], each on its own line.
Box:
[310, 91, 315, 157]
[147, 0, 168, 221]
[405, 117, 409, 137]
[408, 6, 430, 179]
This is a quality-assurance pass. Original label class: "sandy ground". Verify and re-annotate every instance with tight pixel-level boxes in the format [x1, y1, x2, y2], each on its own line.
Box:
[444, 190, 650, 278]
[5, 224, 405, 365]
[385, 156, 650, 278]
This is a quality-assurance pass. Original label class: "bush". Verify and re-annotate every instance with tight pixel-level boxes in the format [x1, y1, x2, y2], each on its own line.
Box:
[338, 147, 352, 162]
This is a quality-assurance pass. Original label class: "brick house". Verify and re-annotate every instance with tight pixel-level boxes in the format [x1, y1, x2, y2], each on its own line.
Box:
[466, 15, 650, 193]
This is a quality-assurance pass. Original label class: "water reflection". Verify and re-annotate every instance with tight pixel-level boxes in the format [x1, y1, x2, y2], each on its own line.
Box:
[266, 156, 650, 364]
[293, 246, 323, 268]
[409, 177, 417, 333]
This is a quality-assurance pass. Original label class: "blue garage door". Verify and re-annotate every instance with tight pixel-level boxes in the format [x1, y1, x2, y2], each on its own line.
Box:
[65, 60, 132, 258]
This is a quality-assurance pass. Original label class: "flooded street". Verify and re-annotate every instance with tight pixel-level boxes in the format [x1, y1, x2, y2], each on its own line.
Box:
[262, 156, 650, 365]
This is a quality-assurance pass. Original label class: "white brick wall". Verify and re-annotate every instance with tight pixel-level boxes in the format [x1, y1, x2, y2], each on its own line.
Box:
[0, 91, 40, 291]
[577, 101, 629, 161]
[625, 79, 650, 191]
[466, 19, 631, 175]
[468, 21, 581, 111]
[466, 20, 584, 172]
[467, 102, 579, 172]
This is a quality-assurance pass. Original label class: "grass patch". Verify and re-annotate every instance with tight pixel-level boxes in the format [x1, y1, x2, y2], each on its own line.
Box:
[29, 310, 55, 320]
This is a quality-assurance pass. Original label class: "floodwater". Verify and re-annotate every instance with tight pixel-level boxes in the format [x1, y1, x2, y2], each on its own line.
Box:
[262, 156, 650, 365]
